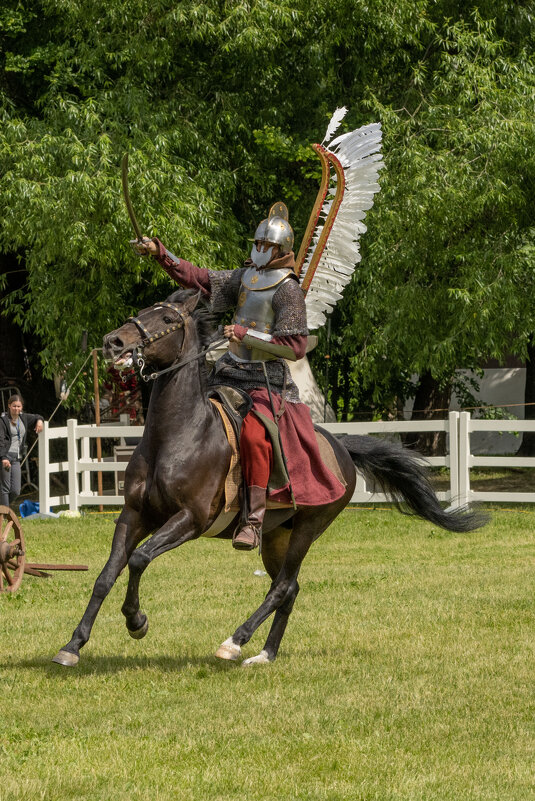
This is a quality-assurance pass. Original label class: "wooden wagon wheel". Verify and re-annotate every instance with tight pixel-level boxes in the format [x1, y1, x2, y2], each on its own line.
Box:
[0, 505, 26, 593]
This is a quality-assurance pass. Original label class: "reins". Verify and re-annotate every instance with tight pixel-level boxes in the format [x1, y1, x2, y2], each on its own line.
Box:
[127, 301, 227, 382]
[135, 334, 227, 382]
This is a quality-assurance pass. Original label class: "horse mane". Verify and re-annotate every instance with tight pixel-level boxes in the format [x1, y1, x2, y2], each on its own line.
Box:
[165, 289, 216, 351]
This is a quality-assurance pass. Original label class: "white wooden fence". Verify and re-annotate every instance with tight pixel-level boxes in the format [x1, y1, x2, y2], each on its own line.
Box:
[37, 412, 535, 512]
[38, 418, 140, 512]
[458, 415, 535, 505]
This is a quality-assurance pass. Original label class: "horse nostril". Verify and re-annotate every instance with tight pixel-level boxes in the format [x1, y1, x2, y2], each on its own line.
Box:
[110, 336, 124, 351]
[103, 334, 125, 353]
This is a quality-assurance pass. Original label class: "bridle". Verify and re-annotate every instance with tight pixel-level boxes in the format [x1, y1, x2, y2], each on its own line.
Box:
[126, 301, 226, 382]
[128, 301, 188, 346]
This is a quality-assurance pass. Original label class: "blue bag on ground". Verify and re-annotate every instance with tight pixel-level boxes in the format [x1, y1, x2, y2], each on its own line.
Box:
[19, 500, 40, 518]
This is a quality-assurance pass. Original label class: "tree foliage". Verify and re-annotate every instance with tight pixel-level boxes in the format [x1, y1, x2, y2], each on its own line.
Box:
[310, 3, 535, 418]
[1, 1, 534, 414]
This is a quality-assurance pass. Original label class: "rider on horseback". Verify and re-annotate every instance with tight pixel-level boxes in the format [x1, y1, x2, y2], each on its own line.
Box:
[135, 203, 346, 550]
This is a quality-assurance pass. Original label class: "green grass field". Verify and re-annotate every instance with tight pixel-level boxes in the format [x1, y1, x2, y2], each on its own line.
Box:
[1, 509, 534, 801]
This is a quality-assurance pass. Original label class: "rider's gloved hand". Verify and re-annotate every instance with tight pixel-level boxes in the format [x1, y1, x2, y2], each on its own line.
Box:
[223, 324, 246, 344]
[131, 237, 158, 256]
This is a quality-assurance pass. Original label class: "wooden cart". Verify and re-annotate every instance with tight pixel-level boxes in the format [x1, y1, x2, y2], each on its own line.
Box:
[0, 505, 87, 593]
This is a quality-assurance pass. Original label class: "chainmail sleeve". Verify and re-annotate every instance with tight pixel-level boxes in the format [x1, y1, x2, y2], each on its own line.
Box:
[207, 268, 245, 313]
[271, 277, 309, 337]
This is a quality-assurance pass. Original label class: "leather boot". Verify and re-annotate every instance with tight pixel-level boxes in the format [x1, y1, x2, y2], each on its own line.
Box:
[233, 485, 266, 551]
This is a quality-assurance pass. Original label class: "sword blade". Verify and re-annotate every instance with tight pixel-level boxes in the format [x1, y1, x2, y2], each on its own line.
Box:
[121, 153, 143, 241]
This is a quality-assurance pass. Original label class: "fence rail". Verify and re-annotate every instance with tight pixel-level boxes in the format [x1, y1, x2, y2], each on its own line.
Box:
[37, 412, 535, 512]
[458, 414, 535, 505]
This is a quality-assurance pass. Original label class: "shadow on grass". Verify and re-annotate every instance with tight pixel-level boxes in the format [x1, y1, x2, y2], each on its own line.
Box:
[1, 653, 241, 676]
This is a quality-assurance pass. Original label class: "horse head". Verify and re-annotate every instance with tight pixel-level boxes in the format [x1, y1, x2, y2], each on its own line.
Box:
[103, 290, 202, 375]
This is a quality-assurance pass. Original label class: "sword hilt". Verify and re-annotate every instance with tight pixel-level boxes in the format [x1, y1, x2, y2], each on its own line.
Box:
[129, 237, 152, 257]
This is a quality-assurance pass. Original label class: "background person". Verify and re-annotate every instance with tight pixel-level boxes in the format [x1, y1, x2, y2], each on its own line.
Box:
[0, 394, 44, 510]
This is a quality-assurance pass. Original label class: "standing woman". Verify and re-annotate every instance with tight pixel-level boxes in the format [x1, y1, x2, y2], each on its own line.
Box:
[0, 395, 43, 509]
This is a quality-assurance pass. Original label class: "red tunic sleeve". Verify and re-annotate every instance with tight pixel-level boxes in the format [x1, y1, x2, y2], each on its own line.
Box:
[232, 325, 307, 360]
[153, 239, 211, 298]
[272, 334, 307, 360]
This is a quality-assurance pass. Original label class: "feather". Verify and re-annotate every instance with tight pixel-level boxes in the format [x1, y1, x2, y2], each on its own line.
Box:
[301, 119, 384, 329]
[321, 106, 348, 145]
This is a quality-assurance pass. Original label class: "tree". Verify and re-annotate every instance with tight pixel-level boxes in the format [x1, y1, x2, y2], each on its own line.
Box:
[1, 0, 534, 428]
[310, 6, 535, 444]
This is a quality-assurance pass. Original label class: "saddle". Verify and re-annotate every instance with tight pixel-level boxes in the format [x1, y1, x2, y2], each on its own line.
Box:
[207, 386, 253, 440]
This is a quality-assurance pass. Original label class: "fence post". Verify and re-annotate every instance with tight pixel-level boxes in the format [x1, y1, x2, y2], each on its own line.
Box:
[458, 411, 471, 507]
[80, 435, 91, 497]
[448, 411, 459, 507]
[119, 413, 129, 446]
[38, 422, 51, 514]
[67, 418, 79, 512]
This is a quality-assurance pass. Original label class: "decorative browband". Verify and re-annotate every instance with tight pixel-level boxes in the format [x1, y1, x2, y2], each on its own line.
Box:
[128, 302, 187, 344]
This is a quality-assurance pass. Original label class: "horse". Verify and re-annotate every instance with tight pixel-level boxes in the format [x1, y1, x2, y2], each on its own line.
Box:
[52, 289, 486, 667]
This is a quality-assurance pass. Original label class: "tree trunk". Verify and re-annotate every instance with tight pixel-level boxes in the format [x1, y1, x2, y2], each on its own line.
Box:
[405, 371, 452, 456]
[330, 361, 339, 421]
[516, 337, 535, 455]
[342, 355, 350, 421]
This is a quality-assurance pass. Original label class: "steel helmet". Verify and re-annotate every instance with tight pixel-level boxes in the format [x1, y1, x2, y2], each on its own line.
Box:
[253, 202, 294, 254]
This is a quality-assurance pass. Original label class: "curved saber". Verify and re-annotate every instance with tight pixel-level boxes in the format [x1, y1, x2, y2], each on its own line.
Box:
[121, 153, 143, 242]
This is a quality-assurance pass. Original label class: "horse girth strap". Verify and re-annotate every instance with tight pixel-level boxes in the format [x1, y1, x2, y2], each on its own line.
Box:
[128, 302, 187, 345]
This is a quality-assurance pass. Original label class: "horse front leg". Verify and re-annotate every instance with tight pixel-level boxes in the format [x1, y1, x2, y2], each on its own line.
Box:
[121, 509, 199, 638]
[52, 507, 147, 666]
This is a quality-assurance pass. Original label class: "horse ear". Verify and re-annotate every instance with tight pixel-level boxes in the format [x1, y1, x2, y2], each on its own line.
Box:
[182, 290, 201, 315]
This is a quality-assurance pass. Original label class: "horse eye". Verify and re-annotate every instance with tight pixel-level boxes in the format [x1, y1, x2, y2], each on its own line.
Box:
[163, 315, 173, 324]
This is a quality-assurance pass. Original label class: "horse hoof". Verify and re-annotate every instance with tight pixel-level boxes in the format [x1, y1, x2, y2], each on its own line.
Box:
[242, 650, 271, 667]
[127, 615, 149, 640]
[52, 649, 79, 667]
[215, 637, 241, 661]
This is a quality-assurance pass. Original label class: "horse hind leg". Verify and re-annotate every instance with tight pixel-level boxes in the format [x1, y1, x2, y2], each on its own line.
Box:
[216, 524, 302, 665]
[242, 577, 300, 666]
[243, 525, 298, 665]
[217, 499, 348, 666]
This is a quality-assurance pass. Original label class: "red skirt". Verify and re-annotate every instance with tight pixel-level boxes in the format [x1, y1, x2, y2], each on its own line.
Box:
[242, 389, 346, 507]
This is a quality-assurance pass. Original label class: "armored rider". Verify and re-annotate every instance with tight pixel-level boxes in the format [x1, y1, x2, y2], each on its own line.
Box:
[135, 203, 345, 550]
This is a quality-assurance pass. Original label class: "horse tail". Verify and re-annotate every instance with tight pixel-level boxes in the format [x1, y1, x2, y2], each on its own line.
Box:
[340, 435, 488, 532]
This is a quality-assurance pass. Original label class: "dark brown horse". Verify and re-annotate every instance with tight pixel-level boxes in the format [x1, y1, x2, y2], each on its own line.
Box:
[53, 290, 485, 667]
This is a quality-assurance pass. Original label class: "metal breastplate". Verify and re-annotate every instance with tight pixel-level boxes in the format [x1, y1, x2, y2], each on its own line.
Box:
[231, 265, 293, 361]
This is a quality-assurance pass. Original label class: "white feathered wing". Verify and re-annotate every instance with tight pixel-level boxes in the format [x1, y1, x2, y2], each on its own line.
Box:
[300, 121, 384, 330]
